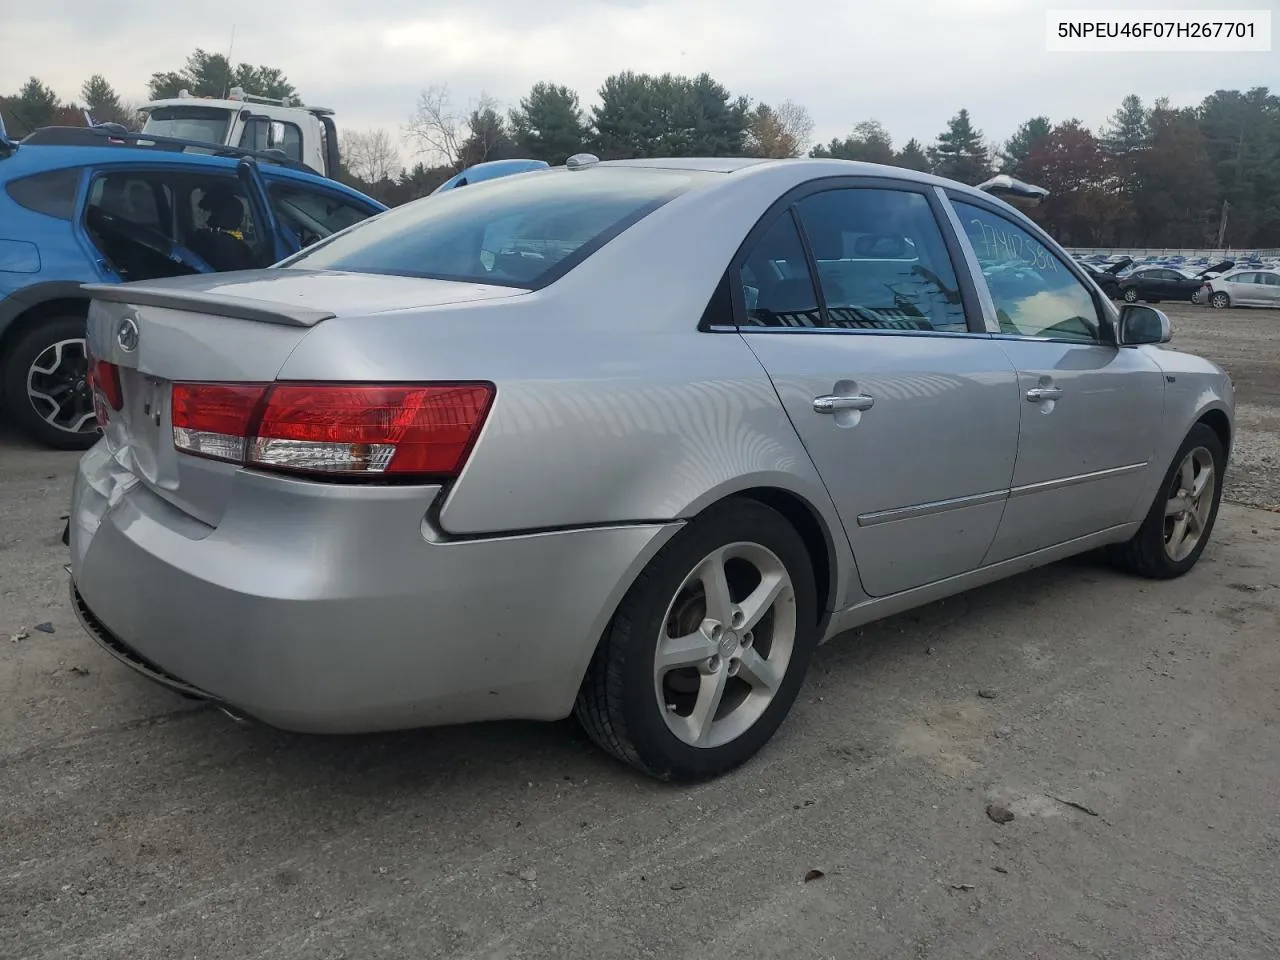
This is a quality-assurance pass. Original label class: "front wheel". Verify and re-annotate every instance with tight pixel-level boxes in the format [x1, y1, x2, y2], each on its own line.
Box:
[0, 315, 101, 450]
[1123, 287, 1139, 303]
[575, 499, 818, 781]
[1109, 423, 1225, 579]
[1210, 292, 1231, 309]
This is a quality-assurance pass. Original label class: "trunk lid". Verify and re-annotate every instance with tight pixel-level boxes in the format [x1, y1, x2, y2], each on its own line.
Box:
[84, 270, 525, 527]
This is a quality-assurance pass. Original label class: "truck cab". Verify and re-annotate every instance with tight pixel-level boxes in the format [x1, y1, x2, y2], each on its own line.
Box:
[138, 87, 340, 180]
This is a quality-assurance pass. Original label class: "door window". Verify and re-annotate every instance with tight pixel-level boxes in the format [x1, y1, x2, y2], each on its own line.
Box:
[793, 188, 970, 332]
[84, 172, 184, 280]
[953, 200, 1102, 343]
[239, 118, 304, 163]
[736, 212, 823, 327]
[269, 183, 376, 248]
[1261, 273, 1280, 286]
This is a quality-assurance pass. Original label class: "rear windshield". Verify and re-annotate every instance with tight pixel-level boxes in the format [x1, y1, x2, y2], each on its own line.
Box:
[282, 167, 710, 289]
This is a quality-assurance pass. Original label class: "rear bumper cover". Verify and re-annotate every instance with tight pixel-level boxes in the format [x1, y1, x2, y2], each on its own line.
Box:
[69, 442, 681, 733]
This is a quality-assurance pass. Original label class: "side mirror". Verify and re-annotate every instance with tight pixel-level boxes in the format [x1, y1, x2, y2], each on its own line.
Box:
[1118, 303, 1172, 345]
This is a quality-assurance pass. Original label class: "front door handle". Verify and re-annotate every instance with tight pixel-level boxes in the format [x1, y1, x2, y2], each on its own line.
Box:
[814, 393, 875, 414]
[1025, 386, 1063, 402]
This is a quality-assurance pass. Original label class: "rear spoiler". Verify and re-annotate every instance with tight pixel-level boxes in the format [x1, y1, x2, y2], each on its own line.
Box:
[83, 280, 335, 328]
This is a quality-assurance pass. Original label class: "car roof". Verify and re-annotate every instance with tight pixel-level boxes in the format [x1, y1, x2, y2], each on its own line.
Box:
[0, 143, 383, 207]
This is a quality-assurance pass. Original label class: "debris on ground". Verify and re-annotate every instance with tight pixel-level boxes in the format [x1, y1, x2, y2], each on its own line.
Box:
[950, 883, 975, 891]
[992, 866, 1008, 874]
[34, 622, 55, 634]
[986, 803, 1016, 825]
[978, 689, 998, 699]
[68, 666, 90, 676]
[803, 869, 825, 883]
[517, 868, 537, 883]
[1049, 795, 1100, 817]
[670, 882, 687, 891]
[995, 726, 1012, 738]
[10, 630, 29, 643]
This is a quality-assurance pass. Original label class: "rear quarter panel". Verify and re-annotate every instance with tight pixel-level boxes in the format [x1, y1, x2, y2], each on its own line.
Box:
[277, 305, 857, 610]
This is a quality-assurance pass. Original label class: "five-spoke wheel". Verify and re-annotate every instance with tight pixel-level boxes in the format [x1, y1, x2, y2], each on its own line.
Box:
[576, 499, 817, 781]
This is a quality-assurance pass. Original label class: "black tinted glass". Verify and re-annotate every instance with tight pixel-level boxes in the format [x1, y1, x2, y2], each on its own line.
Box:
[285, 167, 710, 289]
[5, 167, 81, 220]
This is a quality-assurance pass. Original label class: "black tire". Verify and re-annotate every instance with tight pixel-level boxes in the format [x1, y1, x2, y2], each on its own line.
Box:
[575, 499, 819, 782]
[1109, 423, 1226, 579]
[1210, 291, 1230, 310]
[0, 314, 100, 450]
[1122, 287, 1140, 303]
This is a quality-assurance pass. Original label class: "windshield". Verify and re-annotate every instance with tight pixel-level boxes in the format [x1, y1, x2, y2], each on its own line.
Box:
[141, 106, 233, 145]
[283, 166, 712, 289]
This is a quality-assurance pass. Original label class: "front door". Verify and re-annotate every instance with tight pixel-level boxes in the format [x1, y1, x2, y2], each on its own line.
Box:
[737, 184, 1021, 598]
[949, 197, 1165, 562]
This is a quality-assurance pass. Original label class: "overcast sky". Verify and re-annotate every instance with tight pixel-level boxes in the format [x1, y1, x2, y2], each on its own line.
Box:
[4, 0, 1276, 164]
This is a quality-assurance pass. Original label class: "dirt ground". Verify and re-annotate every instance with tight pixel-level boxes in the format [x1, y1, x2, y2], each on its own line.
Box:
[1, 301, 1278, 960]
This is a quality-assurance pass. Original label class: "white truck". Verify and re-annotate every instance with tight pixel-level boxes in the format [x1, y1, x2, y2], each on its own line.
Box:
[137, 87, 340, 179]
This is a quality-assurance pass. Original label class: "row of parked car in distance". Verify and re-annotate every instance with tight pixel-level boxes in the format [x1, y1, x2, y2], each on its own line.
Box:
[1074, 252, 1280, 309]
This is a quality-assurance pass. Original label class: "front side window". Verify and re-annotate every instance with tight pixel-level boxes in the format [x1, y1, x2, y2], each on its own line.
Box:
[953, 200, 1101, 343]
[794, 188, 969, 332]
[269, 184, 374, 248]
[284, 167, 710, 289]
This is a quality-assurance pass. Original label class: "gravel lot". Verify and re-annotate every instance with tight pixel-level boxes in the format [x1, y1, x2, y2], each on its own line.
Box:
[2, 302, 1278, 960]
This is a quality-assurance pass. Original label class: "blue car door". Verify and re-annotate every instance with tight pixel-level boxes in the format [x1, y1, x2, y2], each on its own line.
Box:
[235, 159, 299, 262]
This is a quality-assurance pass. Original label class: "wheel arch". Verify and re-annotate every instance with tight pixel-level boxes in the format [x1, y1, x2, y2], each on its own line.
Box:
[1196, 406, 1232, 461]
[0, 286, 90, 362]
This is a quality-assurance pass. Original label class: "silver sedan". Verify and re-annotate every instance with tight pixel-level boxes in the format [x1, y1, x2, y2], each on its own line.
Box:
[69, 156, 1234, 781]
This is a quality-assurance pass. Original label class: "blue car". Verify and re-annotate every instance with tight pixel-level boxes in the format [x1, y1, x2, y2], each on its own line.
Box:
[0, 122, 388, 448]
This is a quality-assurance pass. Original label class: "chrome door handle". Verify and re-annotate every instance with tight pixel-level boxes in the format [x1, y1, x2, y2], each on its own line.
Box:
[1025, 386, 1063, 402]
[813, 393, 874, 413]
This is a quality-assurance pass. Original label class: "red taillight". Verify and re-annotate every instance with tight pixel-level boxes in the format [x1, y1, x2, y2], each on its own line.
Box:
[86, 354, 123, 426]
[170, 382, 494, 481]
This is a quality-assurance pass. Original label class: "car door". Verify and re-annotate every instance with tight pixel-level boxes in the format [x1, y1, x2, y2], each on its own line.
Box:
[264, 176, 382, 251]
[1259, 271, 1280, 307]
[736, 182, 1021, 598]
[234, 159, 298, 262]
[948, 196, 1165, 563]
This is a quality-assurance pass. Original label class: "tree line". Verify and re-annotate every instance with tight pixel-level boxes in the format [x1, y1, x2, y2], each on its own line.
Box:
[3, 50, 1278, 247]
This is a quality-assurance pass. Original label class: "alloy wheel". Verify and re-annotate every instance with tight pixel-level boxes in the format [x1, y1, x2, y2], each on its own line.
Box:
[653, 542, 796, 749]
[1163, 446, 1215, 563]
[26, 338, 98, 437]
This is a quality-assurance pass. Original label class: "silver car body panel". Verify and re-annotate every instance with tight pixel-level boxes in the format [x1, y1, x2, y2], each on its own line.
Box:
[69, 157, 1236, 733]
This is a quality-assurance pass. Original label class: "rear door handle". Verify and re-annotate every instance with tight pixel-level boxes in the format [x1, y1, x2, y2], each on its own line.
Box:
[813, 393, 875, 413]
[1025, 386, 1063, 402]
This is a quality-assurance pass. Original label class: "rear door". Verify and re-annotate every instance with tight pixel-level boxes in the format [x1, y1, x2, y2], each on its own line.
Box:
[1259, 271, 1280, 306]
[736, 181, 1020, 598]
[947, 195, 1164, 562]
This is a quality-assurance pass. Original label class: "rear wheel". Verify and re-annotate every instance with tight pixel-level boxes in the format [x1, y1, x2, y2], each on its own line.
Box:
[1109, 423, 1225, 579]
[1123, 287, 1139, 303]
[575, 499, 818, 781]
[0, 315, 100, 450]
[1210, 291, 1231, 309]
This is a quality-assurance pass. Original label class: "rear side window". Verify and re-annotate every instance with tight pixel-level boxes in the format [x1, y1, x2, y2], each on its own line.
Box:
[284, 167, 710, 289]
[5, 167, 81, 220]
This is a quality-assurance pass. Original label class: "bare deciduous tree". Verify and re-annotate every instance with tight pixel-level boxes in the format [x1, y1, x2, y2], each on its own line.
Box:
[405, 85, 505, 168]
[773, 99, 814, 156]
[342, 127, 402, 184]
